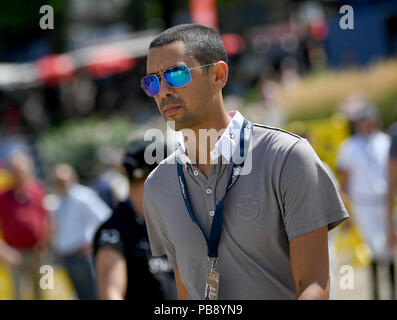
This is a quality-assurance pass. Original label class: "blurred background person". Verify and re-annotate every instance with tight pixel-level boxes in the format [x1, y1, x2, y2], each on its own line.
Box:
[295, 126, 346, 299]
[337, 104, 395, 300]
[52, 163, 111, 300]
[94, 140, 177, 300]
[386, 122, 397, 254]
[0, 149, 49, 300]
[0, 240, 22, 266]
[0, 0, 396, 301]
[90, 145, 130, 212]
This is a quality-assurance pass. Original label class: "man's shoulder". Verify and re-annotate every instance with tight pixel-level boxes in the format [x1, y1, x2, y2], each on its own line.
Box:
[78, 183, 109, 200]
[375, 130, 391, 142]
[69, 183, 107, 207]
[252, 122, 303, 153]
[94, 215, 113, 236]
[253, 123, 301, 138]
[69, 183, 91, 196]
[95, 213, 122, 236]
[145, 150, 178, 192]
[94, 202, 129, 235]
[93, 214, 124, 254]
[338, 135, 358, 152]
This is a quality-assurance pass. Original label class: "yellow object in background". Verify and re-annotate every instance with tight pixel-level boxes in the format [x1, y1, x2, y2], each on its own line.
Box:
[285, 114, 373, 268]
[1, 166, 76, 300]
[307, 113, 350, 172]
[0, 263, 14, 299]
[0, 262, 77, 300]
[284, 113, 351, 172]
[0, 169, 12, 193]
[333, 226, 372, 267]
[42, 265, 77, 300]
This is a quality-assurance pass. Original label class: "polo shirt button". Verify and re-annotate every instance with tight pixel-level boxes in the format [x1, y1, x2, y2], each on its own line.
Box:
[193, 170, 199, 176]
[209, 210, 215, 217]
[206, 188, 212, 195]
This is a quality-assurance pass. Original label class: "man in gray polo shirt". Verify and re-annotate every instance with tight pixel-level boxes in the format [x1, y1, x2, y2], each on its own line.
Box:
[141, 24, 349, 300]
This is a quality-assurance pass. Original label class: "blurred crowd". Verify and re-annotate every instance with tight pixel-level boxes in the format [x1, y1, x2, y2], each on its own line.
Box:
[0, 139, 177, 300]
[335, 100, 397, 300]
[0, 93, 397, 300]
[0, 0, 396, 301]
[0, 148, 114, 299]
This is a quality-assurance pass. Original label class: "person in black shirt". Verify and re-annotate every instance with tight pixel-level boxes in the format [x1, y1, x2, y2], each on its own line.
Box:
[93, 140, 177, 300]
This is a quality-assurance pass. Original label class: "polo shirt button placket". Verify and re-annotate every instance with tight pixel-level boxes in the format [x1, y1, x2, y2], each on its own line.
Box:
[206, 188, 215, 218]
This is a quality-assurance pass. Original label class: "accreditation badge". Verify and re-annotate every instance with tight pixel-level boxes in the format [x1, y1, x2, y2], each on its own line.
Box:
[204, 269, 219, 300]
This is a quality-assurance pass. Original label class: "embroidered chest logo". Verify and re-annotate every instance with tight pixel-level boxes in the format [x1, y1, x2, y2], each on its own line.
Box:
[237, 193, 259, 220]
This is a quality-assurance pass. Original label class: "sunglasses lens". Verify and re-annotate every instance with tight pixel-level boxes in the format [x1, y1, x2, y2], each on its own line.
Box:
[164, 65, 191, 88]
[141, 76, 159, 97]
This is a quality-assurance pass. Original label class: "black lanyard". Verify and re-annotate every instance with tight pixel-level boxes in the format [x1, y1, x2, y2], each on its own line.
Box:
[176, 118, 252, 259]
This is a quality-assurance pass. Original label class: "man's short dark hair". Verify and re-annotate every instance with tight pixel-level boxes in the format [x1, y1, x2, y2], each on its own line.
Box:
[149, 24, 228, 66]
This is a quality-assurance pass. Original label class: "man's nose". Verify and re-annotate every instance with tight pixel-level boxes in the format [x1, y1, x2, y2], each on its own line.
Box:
[158, 77, 174, 98]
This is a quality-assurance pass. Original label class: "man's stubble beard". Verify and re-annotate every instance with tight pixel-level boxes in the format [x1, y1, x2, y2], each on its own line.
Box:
[171, 107, 206, 132]
[174, 115, 199, 131]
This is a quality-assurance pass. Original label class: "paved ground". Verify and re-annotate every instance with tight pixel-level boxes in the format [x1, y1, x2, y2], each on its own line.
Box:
[1, 238, 395, 300]
[331, 259, 396, 300]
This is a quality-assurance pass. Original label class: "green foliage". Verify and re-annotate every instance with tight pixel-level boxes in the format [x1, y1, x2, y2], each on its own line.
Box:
[218, 0, 239, 6]
[376, 92, 397, 130]
[37, 117, 136, 183]
[279, 59, 397, 127]
[0, 0, 66, 32]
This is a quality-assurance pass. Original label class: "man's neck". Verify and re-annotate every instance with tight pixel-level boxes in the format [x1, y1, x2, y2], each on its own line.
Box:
[183, 109, 231, 178]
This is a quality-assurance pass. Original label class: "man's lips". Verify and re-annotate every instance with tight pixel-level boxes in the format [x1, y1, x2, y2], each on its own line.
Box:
[163, 105, 182, 115]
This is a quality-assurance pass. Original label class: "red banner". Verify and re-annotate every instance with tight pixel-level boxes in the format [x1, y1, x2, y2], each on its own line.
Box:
[189, 0, 218, 28]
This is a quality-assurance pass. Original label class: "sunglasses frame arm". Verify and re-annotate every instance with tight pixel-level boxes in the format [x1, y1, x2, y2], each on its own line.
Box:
[188, 62, 217, 72]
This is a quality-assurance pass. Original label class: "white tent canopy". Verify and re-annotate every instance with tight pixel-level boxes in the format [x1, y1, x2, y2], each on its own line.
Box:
[0, 29, 158, 90]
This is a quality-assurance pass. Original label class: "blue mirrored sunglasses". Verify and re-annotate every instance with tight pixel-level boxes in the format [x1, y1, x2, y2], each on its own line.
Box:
[141, 63, 215, 97]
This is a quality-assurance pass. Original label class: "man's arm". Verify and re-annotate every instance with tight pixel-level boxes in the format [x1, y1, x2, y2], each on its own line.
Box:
[174, 268, 188, 300]
[96, 247, 127, 300]
[289, 225, 330, 300]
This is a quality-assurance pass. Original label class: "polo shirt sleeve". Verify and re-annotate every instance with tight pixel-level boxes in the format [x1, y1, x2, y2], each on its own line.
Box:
[143, 185, 177, 269]
[280, 139, 349, 241]
[94, 226, 125, 257]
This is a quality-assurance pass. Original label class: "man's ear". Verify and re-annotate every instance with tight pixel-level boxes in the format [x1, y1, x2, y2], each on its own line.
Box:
[211, 61, 228, 90]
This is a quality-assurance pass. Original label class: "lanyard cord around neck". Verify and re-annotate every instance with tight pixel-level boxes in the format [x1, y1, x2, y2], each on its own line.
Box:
[176, 118, 252, 259]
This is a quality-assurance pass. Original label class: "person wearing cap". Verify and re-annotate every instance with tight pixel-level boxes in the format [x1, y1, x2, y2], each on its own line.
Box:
[337, 103, 395, 299]
[141, 24, 349, 300]
[93, 140, 177, 300]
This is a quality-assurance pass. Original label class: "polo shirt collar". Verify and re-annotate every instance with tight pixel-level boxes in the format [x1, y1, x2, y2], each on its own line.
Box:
[176, 110, 246, 165]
